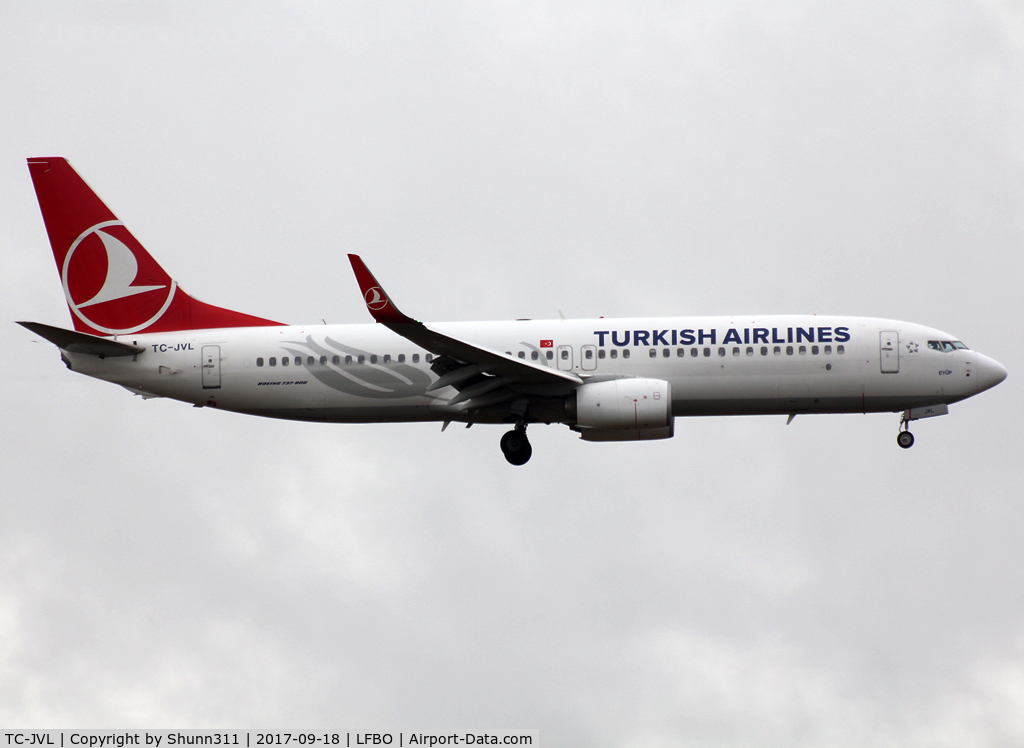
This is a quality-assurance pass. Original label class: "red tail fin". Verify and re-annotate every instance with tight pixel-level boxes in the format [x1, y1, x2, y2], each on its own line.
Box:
[27, 157, 283, 335]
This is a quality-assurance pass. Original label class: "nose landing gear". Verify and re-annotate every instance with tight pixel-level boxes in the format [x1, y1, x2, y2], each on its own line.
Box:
[500, 424, 532, 465]
[897, 412, 915, 449]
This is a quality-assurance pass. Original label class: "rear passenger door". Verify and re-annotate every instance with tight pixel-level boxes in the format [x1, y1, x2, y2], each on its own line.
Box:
[201, 345, 221, 389]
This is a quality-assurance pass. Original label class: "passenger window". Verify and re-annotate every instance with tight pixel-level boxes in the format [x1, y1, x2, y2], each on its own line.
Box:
[256, 357, 264, 367]
[307, 356, 315, 366]
[546, 351, 553, 360]
[532, 351, 539, 360]
[718, 347, 725, 357]
[761, 346, 768, 356]
[561, 350, 569, 360]
[333, 355, 340, 364]
[518, 351, 526, 359]
[786, 346, 793, 355]
[383, 354, 391, 363]
[703, 348, 711, 357]
[398, 354, 405, 363]
[774, 346, 781, 356]
[649, 349, 657, 358]
[691, 348, 698, 357]
[677, 348, 685, 357]
[798, 346, 806, 355]
[623, 349, 630, 359]
[823, 346, 831, 354]
[586, 349, 594, 359]
[598, 349, 606, 359]
[662, 348, 670, 358]
[358, 355, 365, 364]
[269, 357, 277, 366]
[746, 347, 753, 356]
[282, 357, 289, 367]
[319, 356, 327, 365]
[426, 354, 433, 363]
[412, 354, 420, 363]
[610, 349, 618, 359]
[732, 347, 740, 357]
[370, 355, 378, 364]
[837, 345, 845, 354]
[345, 355, 352, 364]
[293, 357, 300, 366]
[811, 346, 818, 355]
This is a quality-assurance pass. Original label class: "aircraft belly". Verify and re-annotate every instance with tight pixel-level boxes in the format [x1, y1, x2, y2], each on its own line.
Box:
[670, 365, 951, 416]
[241, 404, 446, 424]
[672, 392, 951, 417]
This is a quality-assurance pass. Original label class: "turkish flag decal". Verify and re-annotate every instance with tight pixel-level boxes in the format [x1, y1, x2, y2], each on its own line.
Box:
[540, 340, 553, 348]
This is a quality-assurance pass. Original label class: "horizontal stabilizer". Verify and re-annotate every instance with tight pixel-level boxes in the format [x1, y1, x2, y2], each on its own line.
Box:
[122, 385, 163, 399]
[17, 321, 144, 357]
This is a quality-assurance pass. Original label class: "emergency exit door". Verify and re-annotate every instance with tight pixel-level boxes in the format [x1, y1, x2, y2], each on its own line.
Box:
[580, 345, 597, 371]
[880, 331, 899, 373]
[202, 345, 222, 388]
[557, 345, 573, 371]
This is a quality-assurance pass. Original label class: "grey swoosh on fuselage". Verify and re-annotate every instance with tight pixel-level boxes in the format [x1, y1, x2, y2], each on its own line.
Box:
[279, 335, 434, 399]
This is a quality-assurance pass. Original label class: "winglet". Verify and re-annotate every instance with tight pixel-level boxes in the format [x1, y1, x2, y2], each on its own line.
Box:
[347, 254, 416, 324]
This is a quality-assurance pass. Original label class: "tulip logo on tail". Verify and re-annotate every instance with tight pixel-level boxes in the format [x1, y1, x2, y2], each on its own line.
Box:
[62, 220, 177, 334]
[364, 286, 389, 311]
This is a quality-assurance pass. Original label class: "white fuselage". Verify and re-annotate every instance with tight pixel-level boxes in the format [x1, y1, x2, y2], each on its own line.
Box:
[63, 315, 1004, 426]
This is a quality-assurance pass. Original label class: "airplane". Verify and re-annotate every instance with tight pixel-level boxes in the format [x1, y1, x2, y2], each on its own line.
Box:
[18, 157, 1007, 465]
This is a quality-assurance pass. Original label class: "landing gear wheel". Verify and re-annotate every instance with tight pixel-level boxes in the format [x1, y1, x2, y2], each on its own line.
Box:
[897, 431, 915, 449]
[500, 429, 532, 465]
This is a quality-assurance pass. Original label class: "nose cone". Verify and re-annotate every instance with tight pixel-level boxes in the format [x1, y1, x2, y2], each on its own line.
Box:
[976, 353, 1008, 394]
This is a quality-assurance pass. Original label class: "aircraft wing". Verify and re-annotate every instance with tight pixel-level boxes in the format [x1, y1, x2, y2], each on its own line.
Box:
[347, 255, 582, 388]
[18, 321, 145, 357]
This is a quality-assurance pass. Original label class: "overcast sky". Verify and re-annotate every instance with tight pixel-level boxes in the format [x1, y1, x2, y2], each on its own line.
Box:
[2, 1, 1023, 744]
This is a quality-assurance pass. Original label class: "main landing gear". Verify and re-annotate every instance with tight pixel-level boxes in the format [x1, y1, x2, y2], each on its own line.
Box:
[897, 413, 915, 449]
[500, 424, 532, 466]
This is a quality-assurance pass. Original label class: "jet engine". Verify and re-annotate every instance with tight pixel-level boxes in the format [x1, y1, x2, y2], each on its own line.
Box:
[567, 378, 674, 441]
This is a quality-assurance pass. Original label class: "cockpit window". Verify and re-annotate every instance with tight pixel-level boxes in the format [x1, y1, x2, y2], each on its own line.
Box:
[928, 340, 970, 352]
[951, 341, 968, 350]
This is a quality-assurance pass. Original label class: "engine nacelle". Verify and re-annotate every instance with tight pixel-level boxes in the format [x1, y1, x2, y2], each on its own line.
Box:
[569, 378, 673, 441]
[576, 424, 674, 442]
